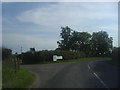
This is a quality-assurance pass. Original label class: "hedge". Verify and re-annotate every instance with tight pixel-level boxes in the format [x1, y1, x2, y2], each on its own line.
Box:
[20, 50, 86, 64]
[111, 47, 120, 64]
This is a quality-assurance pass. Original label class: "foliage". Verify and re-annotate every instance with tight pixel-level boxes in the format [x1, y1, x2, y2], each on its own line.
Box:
[2, 48, 21, 73]
[110, 47, 120, 66]
[91, 31, 113, 56]
[19, 50, 86, 64]
[2, 48, 12, 60]
[57, 26, 73, 50]
[57, 26, 113, 56]
[2, 47, 35, 88]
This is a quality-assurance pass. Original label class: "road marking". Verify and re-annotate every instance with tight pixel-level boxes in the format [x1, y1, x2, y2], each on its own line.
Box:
[88, 63, 109, 89]
[93, 72, 109, 89]
[88, 64, 90, 69]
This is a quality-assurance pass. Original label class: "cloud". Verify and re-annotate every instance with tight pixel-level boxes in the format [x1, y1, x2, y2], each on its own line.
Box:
[2, 2, 118, 53]
[16, 3, 117, 27]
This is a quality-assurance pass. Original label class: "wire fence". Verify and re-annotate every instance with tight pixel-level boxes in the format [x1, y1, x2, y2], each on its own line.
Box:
[2, 56, 22, 74]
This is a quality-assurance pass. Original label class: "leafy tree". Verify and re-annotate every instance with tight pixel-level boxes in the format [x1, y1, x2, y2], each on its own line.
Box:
[91, 31, 113, 56]
[57, 27, 113, 56]
[57, 26, 73, 50]
[57, 26, 91, 54]
[70, 31, 91, 53]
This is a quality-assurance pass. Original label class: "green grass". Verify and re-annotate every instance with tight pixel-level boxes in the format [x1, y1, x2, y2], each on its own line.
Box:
[2, 68, 35, 88]
[38, 57, 111, 64]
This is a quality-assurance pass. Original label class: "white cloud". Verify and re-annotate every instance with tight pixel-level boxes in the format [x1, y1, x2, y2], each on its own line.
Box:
[16, 3, 117, 27]
[3, 2, 118, 53]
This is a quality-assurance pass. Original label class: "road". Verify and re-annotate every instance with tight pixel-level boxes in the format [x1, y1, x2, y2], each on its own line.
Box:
[21, 59, 120, 88]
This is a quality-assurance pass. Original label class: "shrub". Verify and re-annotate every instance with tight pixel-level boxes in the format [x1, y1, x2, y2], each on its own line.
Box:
[2, 48, 21, 72]
[20, 50, 86, 64]
[112, 47, 120, 63]
[2, 48, 12, 60]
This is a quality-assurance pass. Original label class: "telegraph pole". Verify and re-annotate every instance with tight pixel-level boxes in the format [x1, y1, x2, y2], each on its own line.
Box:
[21, 46, 22, 54]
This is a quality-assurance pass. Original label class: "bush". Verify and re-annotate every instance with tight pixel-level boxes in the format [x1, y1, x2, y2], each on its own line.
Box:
[2, 48, 12, 60]
[20, 50, 86, 64]
[2, 48, 35, 88]
[2, 48, 21, 73]
[111, 47, 120, 66]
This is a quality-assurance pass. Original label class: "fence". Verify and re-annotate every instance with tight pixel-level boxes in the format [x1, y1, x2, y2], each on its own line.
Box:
[2, 56, 22, 74]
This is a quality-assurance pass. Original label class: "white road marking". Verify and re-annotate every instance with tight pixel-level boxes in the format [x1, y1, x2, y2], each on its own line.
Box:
[88, 63, 109, 89]
[93, 72, 109, 88]
[88, 64, 90, 69]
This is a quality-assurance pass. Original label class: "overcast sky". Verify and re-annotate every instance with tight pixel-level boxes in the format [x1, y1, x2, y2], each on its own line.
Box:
[2, 2, 118, 53]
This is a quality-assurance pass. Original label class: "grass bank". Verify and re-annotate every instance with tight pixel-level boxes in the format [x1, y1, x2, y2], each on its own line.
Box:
[38, 57, 111, 64]
[3, 68, 35, 88]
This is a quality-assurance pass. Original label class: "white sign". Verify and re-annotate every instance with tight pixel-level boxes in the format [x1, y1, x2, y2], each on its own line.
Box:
[53, 55, 63, 61]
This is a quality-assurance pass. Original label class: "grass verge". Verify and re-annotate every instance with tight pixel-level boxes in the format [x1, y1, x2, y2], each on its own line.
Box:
[2, 68, 35, 88]
[38, 57, 111, 64]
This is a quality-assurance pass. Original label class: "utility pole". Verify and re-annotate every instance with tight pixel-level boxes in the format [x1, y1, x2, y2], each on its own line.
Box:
[21, 46, 22, 54]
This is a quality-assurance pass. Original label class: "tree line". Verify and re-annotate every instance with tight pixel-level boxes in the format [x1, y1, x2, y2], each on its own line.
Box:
[57, 26, 113, 56]
[2, 26, 115, 64]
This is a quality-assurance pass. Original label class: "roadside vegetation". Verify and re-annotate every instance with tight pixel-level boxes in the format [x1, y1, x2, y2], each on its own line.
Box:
[19, 26, 113, 65]
[3, 68, 35, 88]
[2, 26, 118, 88]
[2, 48, 35, 88]
[109, 47, 120, 67]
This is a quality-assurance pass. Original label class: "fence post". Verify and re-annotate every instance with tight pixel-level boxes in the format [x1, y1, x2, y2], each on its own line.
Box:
[14, 58, 16, 73]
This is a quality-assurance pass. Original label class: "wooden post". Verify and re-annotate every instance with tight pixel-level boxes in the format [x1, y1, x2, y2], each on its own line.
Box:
[14, 58, 16, 73]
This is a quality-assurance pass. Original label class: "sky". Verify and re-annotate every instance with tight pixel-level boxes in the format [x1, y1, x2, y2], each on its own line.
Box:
[2, 2, 118, 54]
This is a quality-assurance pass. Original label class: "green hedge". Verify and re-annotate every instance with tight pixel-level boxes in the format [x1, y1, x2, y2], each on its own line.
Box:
[20, 50, 86, 64]
[111, 47, 120, 65]
[2, 48, 35, 88]
[2, 48, 12, 60]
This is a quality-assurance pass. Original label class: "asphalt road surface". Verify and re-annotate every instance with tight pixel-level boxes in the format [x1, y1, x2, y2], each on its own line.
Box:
[21, 59, 120, 88]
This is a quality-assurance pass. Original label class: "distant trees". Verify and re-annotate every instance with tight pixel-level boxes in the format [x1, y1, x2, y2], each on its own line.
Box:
[3, 26, 113, 64]
[57, 26, 113, 56]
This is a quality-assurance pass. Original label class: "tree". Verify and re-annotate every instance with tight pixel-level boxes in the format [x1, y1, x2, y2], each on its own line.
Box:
[91, 31, 113, 56]
[57, 27, 113, 57]
[57, 26, 92, 53]
[57, 26, 73, 50]
[70, 31, 91, 53]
